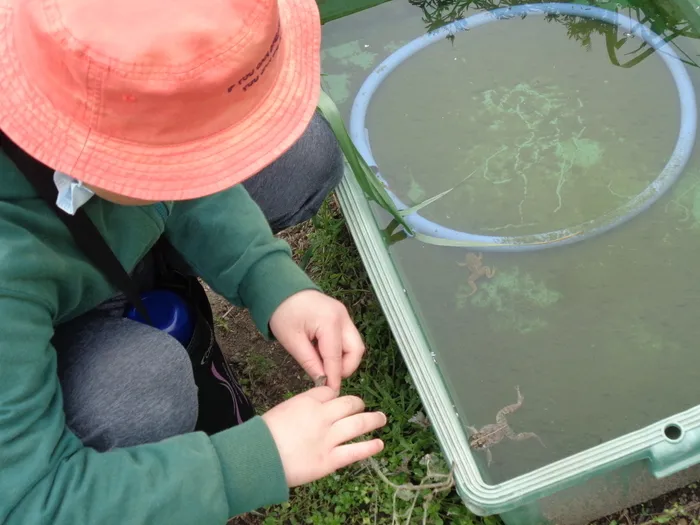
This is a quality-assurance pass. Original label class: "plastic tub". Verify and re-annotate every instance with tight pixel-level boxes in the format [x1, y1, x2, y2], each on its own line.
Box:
[322, 0, 700, 522]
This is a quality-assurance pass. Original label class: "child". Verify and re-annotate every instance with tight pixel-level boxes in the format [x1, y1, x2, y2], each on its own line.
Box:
[0, 0, 387, 523]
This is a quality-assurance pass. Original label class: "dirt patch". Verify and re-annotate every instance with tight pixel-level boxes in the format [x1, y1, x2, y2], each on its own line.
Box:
[206, 289, 312, 412]
[593, 484, 700, 525]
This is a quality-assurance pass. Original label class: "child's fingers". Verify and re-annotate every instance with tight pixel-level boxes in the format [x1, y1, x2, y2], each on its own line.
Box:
[323, 395, 366, 421]
[303, 385, 338, 403]
[340, 320, 365, 378]
[317, 326, 343, 391]
[328, 439, 385, 471]
[329, 411, 387, 446]
[284, 334, 326, 385]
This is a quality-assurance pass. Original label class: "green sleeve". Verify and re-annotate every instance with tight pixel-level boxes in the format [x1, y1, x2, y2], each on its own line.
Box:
[164, 184, 320, 337]
[0, 292, 288, 524]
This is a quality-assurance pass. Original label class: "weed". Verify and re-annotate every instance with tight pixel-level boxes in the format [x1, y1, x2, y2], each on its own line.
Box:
[247, 354, 275, 377]
[214, 314, 232, 333]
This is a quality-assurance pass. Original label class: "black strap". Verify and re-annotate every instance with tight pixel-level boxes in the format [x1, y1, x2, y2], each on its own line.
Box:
[0, 132, 151, 322]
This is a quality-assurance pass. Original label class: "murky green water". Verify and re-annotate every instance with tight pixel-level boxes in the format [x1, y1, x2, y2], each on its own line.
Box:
[322, 0, 700, 483]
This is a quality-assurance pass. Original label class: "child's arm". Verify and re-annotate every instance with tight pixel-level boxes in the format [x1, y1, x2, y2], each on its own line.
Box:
[164, 183, 319, 338]
[164, 184, 366, 390]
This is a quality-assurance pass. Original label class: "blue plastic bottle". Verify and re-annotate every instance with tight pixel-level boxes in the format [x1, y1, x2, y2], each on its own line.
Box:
[125, 290, 194, 347]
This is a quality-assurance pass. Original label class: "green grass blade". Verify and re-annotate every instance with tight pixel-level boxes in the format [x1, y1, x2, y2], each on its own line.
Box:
[413, 231, 517, 248]
[317, 91, 399, 211]
[399, 187, 454, 217]
[400, 145, 507, 216]
[412, 229, 584, 248]
[316, 90, 415, 234]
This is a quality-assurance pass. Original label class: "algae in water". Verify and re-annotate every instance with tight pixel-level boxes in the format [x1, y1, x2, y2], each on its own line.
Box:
[407, 179, 427, 204]
[554, 137, 604, 169]
[321, 73, 352, 104]
[422, 81, 647, 236]
[663, 168, 700, 228]
[383, 40, 408, 53]
[456, 266, 562, 334]
[321, 40, 377, 70]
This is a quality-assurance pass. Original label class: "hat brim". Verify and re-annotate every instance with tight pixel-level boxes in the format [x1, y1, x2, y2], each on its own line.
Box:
[0, 0, 321, 201]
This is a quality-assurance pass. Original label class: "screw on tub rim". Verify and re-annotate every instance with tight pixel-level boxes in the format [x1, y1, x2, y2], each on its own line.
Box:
[349, 3, 697, 252]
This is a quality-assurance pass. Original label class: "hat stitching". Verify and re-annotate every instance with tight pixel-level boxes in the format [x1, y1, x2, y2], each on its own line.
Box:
[46, 0, 265, 77]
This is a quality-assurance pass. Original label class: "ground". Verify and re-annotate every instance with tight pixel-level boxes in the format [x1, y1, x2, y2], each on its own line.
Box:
[211, 198, 700, 525]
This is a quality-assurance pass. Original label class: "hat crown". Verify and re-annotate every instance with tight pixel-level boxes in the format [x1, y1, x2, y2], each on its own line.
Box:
[15, 0, 284, 144]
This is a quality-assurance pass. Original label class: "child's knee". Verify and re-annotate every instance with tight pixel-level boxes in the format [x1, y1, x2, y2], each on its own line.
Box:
[58, 317, 198, 451]
[307, 111, 344, 189]
[283, 111, 343, 192]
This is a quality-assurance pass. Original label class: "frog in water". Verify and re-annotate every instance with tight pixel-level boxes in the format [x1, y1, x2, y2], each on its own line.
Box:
[458, 252, 495, 297]
[467, 386, 545, 466]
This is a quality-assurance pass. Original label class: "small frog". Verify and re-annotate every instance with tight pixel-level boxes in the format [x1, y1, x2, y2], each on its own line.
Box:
[458, 252, 495, 297]
[467, 386, 545, 466]
[314, 375, 328, 387]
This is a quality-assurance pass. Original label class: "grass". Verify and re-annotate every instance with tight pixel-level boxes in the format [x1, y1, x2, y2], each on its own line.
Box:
[225, 198, 700, 525]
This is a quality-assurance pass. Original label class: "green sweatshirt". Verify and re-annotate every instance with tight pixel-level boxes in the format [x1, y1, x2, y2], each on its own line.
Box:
[0, 151, 319, 524]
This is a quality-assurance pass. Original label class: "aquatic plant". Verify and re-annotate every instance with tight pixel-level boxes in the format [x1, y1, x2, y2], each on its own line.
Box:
[318, 86, 601, 248]
[663, 167, 700, 229]
[446, 81, 615, 232]
[456, 266, 562, 334]
[408, 0, 699, 69]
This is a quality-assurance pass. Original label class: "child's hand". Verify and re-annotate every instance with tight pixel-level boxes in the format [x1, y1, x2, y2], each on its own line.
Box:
[262, 386, 386, 487]
[269, 290, 365, 391]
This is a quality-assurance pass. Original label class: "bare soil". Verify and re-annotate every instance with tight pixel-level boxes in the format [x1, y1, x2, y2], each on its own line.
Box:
[207, 291, 309, 408]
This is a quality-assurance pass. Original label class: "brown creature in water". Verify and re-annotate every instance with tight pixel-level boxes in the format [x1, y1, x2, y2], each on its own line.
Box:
[458, 252, 495, 297]
[467, 386, 545, 466]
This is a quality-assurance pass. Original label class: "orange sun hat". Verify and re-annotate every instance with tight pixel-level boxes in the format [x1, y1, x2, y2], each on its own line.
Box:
[0, 0, 321, 201]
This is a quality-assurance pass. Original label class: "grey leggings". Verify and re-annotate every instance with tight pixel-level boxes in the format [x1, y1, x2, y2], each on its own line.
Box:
[52, 113, 343, 451]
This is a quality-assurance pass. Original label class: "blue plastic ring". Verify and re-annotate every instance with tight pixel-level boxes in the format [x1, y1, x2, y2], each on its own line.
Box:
[349, 3, 697, 251]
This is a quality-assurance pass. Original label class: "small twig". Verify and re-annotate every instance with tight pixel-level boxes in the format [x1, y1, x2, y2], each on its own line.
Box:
[372, 482, 379, 525]
[403, 490, 420, 525]
[222, 306, 235, 319]
[367, 455, 456, 525]
[422, 482, 453, 525]
[367, 457, 454, 491]
[620, 508, 632, 525]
